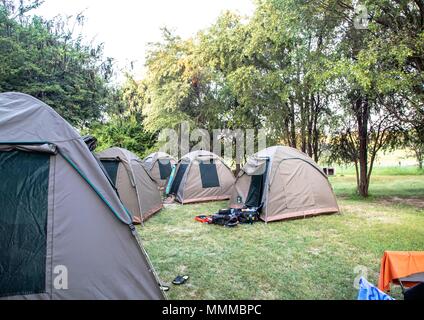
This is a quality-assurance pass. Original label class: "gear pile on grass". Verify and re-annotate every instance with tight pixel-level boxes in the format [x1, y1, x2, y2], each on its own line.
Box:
[195, 206, 262, 228]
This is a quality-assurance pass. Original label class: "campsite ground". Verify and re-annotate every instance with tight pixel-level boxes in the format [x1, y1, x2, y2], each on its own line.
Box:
[139, 168, 424, 300]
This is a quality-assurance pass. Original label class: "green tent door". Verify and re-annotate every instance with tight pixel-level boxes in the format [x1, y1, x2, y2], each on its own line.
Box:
[0, 150, 50, 297]
[100, 159, 120, 185]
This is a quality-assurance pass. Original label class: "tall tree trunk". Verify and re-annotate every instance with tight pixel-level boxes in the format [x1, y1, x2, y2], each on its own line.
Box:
[415, 149, 423, 169]
[306, 94, 314, 158]
[283, 103, 291, 146]
[312, 93, 321, 162]
[300, 95, 307, 153]
[290, 100, 297, 149]
[354, 160, 359, 190]
[355, 97, 370, 197]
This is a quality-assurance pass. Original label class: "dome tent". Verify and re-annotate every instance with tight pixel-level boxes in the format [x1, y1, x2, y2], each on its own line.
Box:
[142, 152, 177, 189]
[97, 148, 163, 223]
[230, 146, 339, 222]
[169, 150, 235, 204]
[0, 92, 164, 300]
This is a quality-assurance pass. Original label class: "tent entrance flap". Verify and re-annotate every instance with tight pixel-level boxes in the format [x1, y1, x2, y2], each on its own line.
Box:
[199, 161, 220, 188]
[245, 159, 269, 208]
[170, 164, 188, 195]
[100, 159, 120, 185]
[158, 160, 172, 180]
[0, 150, 49, 297]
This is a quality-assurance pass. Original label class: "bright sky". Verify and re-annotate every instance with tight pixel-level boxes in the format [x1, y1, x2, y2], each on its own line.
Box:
[34, 0, 255, 80]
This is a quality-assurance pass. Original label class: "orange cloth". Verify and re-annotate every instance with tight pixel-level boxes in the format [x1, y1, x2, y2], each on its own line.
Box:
[378, 251, 424, 292]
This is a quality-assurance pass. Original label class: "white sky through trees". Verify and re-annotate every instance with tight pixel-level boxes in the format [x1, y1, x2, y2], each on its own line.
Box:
[34, 0, 255, 80]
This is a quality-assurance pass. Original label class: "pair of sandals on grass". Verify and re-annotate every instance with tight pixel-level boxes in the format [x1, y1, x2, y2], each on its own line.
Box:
[160, 275, 189, 292]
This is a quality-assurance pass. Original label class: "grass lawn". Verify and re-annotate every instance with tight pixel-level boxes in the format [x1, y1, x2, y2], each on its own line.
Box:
[139, 173, 424, 300]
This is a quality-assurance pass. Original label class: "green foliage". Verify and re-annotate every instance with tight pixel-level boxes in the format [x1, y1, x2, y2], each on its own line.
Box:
[2, 0, 423, 180]
[0, 1, 154, 156]
[142, 30, 203, 132]
[0, 0, 113, 128]
[141, 0, 395, 161]
[405, 129, 424, 169]
[89, 77, 157, 158]
[320, 0, 423, 196]
[90, 114, 156, 158]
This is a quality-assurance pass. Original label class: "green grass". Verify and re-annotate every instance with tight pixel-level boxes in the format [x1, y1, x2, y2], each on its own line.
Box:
[332, 165, 424, 177]
[139, 175, 424, 300]
[329, 174, 424, 199]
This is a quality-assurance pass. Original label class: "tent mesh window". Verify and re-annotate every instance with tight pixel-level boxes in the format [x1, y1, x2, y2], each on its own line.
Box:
[0, 150, 50, 297]
[158, 160, 172, 180]
[245, 160, 269, 208]
[100, 160, 120, 185]
[199, 160, 220, 188]
[170, 164, 188, 195]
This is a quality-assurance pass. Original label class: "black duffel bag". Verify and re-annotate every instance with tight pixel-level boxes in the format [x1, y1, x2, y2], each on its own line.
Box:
[211, 213, 239, 227]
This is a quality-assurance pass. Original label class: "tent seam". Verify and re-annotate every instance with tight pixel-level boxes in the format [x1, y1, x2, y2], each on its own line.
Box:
[58, 151, 132, 225]
[49, 154, 56, 299]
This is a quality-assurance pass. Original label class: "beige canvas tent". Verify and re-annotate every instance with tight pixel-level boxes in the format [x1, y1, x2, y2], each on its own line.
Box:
[0, 92, 164, 300]
[230, 146, 339, 222]
[142, 152, 177, 189]
[97, 148, 163, 223]
[169, 150, 235, 204]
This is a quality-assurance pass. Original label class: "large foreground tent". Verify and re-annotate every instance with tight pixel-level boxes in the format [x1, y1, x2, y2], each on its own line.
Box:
[97, 148, 163, 223]
[142, 152, 177, 189]
[0, 93, 164, 300]
[230, 146, 339, 222]
[169, 150, 235, 204]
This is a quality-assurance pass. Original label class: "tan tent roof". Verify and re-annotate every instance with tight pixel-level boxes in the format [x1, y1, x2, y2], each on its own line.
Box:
[181, 150, 223, 162]
[230, 146, 339, 222]
[169, 150, 235, 204]
[97, 147, 163, 223]
[143, 152, 177, 170]
[142, 152, 177, 189]
[0, 92, 164, 300]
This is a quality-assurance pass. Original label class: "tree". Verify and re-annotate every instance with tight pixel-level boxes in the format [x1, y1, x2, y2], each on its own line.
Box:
[90, 114, 156, 157]
[246, 0, 341, 161]
[0, 0, 114, 128]
[86, 0, 422, 198]
[89, 76, 156, 157]
[197, 0, 346, 161]
[142, 29, 212, 133]
[406, 129, 424, 169]
[304, 0, 422, 197]
[328, 96, 402, 195]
